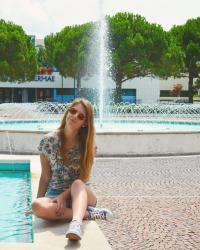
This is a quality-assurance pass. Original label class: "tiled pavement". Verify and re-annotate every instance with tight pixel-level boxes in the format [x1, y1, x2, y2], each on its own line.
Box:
[92, 156, 200, 250]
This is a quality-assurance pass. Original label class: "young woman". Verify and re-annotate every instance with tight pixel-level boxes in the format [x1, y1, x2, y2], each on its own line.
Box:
[31, 98, 112, 241]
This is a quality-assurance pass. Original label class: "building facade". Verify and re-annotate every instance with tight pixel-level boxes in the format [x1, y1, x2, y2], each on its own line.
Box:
[1, 37, 190, 104]
[0, 72, 160, 104]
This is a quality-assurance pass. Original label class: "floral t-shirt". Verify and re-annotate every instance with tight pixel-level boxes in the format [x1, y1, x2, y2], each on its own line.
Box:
[38, 131, 82, 191]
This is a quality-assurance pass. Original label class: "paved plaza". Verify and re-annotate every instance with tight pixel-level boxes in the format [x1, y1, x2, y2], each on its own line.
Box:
[92, 156, 200, 250]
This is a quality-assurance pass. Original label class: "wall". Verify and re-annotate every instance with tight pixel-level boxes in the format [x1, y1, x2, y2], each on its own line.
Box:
[159, 77, 189, 91]
[1, 131, 200, 156]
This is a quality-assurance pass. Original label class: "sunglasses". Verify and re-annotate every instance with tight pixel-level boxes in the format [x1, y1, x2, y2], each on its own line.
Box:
[68, 107, 85, 121]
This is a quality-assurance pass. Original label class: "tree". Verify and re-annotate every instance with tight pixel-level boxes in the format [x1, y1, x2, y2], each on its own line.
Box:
[170, 84, 183, 97]
[44, 33, 58, 68]
[37, 46, 47, 67]
[170, 17, 200, 103]
[0, 19, 38, 82]
[45, 23, 93, 95]
[107, 13, 184, 103]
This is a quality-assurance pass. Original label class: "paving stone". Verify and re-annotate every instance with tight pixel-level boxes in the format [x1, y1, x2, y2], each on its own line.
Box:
[92, 156, 200, 250]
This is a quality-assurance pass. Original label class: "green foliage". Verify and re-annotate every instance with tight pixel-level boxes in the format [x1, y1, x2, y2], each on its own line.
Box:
[45, 22, 94, 92]
[42, 12, 199, 104]
[170, 17, 200, 102]
[0, 19, 38, 82]
[194, 77, 200, 90]
[37, 46, 47, 67]
[107, 12, 183, 102]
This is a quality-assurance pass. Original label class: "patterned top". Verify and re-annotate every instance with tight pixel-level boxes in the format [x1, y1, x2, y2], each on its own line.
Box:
[38, 131, 82, 191]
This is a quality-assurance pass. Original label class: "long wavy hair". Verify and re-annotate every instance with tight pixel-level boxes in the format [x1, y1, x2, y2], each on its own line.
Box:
[58, 98, 95, 182]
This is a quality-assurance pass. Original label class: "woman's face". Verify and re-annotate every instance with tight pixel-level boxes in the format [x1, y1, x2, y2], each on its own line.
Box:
[65, 103, 87, 130]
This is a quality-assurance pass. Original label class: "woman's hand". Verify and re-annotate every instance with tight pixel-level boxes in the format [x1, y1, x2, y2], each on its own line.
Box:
[52, 193, 67, 217]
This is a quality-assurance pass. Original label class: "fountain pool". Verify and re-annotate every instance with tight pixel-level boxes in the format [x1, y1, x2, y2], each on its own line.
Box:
[1, 119, 200, 132]
[0, 117, 200, 156]
[1, 0, 200, 156]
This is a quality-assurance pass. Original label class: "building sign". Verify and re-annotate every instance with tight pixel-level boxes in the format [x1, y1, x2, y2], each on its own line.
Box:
[35, 75, 55, 82]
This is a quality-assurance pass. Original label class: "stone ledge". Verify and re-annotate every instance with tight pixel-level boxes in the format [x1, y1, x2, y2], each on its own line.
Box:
[0, 154, 111, 250]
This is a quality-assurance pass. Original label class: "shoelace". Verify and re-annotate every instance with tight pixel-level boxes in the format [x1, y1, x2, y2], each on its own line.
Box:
[90, 211, 106, 220]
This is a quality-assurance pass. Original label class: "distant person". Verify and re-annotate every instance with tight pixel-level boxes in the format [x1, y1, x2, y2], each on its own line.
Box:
[31, 98, 112, 241]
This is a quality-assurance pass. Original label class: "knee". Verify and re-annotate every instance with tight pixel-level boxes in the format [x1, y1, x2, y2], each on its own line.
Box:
[32, 199, 41, 213]
[71, 179, 85, 191]
[32, 199, 46, 219]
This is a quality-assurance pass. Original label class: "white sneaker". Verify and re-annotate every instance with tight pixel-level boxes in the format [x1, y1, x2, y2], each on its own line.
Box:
[87, 206, 113, 220]
[65, 220, 82, 240]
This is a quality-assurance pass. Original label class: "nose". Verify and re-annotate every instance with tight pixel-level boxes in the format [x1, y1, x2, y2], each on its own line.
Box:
[70, 112, 79, 121]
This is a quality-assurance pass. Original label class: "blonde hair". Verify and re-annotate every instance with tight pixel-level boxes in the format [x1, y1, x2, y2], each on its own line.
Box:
[58, 98, 95, 182]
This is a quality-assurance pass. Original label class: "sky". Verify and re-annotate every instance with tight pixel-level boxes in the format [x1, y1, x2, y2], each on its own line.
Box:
[1, 0, 200, 38]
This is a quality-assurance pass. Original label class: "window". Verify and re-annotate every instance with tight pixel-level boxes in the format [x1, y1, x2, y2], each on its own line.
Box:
[57, 88, 74, 95]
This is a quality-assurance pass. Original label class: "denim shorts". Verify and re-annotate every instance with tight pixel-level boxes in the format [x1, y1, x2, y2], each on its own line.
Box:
[46, 188, 65, 197]
[45, 188, 72, 208]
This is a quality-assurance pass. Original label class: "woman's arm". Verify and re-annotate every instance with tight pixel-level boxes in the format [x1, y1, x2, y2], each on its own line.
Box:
[37, 154, 52, 198]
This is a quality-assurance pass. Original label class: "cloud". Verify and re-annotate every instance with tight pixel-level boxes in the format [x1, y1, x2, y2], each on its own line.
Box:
[1, 0, 51, 37]
[0, 0, 200, 37]
[104, 0, 200, 30]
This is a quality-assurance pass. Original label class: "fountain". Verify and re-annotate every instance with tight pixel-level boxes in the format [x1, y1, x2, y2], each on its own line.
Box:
[97, 0, 111, 127]
[0, 101, 200, 156]
[0, 0, 200, 156]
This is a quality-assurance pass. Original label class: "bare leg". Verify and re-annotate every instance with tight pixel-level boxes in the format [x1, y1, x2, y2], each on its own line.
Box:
[70, 180, 89, 223]
[32, 197, 73, 221]
[65, 179, 97, 240]
[31, 182, 97, 221]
